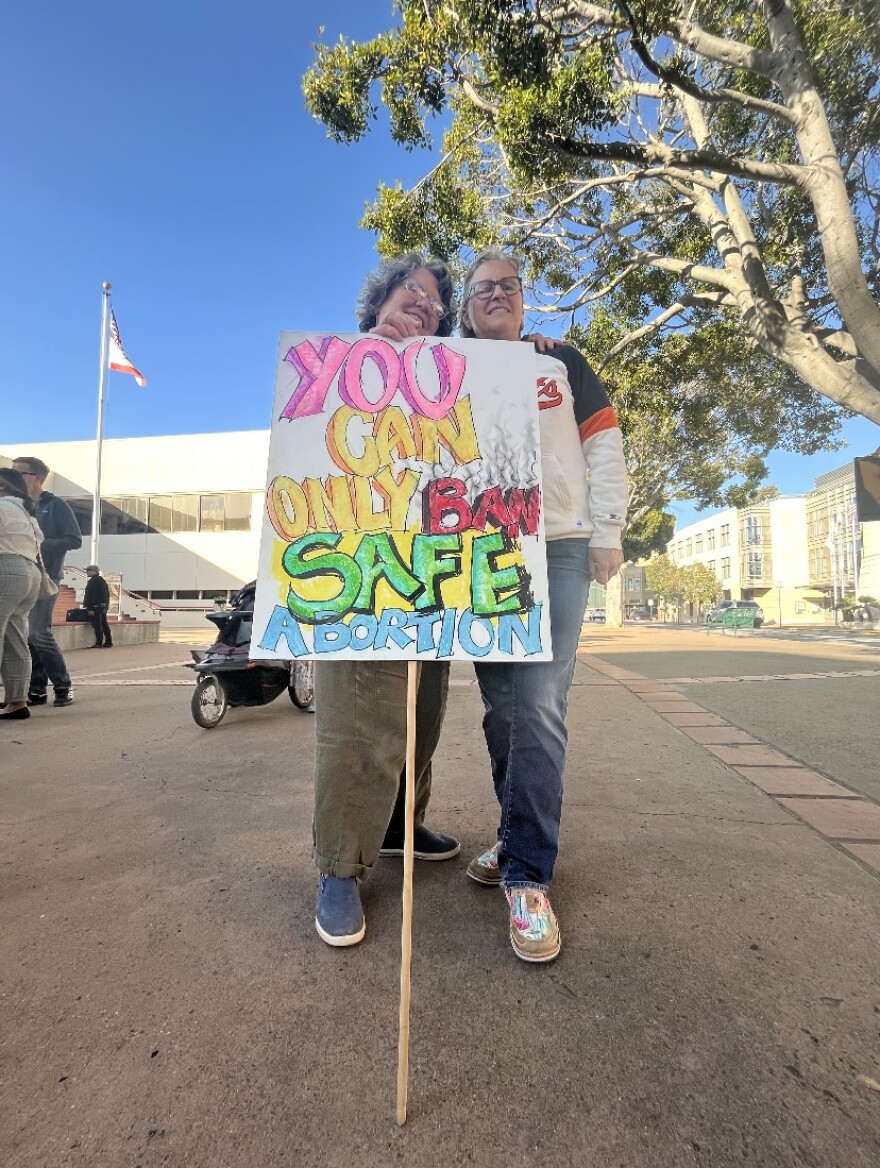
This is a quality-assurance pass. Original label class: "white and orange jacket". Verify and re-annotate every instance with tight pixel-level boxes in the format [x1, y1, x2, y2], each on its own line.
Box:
[534, 345, 628, 548]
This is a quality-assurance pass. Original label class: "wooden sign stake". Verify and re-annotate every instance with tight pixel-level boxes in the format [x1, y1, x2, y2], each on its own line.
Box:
[396, 660, 418, 1125]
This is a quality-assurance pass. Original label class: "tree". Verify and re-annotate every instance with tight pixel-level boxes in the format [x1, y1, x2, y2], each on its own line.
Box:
[644, 553, 684, 609]
[304, 1, 880, 444]
[681, 561, 721, 614]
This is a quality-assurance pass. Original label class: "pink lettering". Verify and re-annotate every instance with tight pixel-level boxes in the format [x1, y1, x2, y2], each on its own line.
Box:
[280, 336, 350, 420]
[399, 341, 465, 420]
[339, 338, 401, 413]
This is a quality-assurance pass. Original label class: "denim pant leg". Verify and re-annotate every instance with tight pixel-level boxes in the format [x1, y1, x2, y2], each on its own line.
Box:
[28, 594, 71, 693]
[312, 659, 449, 879]
[474, 538, 591, 891]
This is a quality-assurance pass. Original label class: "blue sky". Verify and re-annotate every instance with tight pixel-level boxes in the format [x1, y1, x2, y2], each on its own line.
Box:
[2, 0, 878, 520]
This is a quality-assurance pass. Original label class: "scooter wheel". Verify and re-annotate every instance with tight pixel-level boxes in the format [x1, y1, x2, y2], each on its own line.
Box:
[192, 674, 228, 728]
[288, 660, 315, 711]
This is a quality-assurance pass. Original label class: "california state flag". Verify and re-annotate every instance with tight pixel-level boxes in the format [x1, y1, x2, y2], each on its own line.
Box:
[108, 311, 147, 386]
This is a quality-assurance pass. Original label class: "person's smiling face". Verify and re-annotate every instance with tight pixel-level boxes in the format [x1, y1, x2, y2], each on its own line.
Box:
[375, 267, 445, 337]
[463, 259, 523, 341]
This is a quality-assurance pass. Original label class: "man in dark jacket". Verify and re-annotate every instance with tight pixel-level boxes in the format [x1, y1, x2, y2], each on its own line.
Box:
[83, 565, 113, 648]
[12, 455, 83, 707]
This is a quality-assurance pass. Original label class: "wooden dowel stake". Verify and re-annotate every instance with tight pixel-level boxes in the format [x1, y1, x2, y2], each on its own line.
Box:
[396, 660, 418, 1126]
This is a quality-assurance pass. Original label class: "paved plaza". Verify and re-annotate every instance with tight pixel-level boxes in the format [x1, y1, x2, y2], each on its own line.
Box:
[2, 626, 879, 1167]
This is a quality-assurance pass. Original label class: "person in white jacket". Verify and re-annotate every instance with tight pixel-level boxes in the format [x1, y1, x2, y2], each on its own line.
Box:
[0, 469, 43, 721]
[459, 248, 629, 963]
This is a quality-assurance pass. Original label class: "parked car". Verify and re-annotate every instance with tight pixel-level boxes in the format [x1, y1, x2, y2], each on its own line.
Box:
[586, 608, 606, 623]
[627, 609, 652, 622]
[705, 600, 764, 627]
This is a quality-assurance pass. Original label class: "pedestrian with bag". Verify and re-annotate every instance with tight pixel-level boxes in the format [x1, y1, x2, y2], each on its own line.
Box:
[83, 565, 113, 648]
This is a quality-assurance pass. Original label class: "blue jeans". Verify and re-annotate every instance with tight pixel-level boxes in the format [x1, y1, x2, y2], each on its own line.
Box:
[474, 538, 591, 891]
[28, 593, 71, 694]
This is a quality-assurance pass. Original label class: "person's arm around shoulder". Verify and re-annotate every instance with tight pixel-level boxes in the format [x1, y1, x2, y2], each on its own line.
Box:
[558, 344, 628, 584]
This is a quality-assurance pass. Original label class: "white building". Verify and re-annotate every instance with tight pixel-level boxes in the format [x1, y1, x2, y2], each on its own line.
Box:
[1, 432, 269, 620]
[668, 464, 874, 623]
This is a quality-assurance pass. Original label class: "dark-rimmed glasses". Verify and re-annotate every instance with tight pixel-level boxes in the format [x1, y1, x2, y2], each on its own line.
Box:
[466, 276, 523, 301]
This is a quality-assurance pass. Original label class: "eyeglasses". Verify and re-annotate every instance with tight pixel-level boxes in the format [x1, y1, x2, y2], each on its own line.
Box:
[466, 276, 523, 301]
[402, 278, 448, 320]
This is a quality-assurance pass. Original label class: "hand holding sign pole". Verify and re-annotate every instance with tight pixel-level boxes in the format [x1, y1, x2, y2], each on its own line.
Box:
[252, 332, 549, 1121]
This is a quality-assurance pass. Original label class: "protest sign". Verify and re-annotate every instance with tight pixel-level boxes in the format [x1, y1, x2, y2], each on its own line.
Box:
[252, 332, 550, 662]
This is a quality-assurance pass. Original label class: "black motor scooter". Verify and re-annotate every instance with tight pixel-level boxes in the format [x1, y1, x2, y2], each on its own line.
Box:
[185, 581, 314, 728]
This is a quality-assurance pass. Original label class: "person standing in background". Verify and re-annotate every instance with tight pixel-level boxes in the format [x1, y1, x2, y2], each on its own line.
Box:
[11, 456, 82, 707]
[83, 565, 113, 648]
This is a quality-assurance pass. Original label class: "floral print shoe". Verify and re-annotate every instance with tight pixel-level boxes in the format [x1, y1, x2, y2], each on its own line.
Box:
[505, 888, 561, 963]
[466, 842, 501, 885]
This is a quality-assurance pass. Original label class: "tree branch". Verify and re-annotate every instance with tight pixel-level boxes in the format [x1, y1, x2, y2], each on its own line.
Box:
[544, 134, 806, 187]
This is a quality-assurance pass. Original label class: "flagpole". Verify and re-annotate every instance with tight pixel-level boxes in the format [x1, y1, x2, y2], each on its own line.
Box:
[91, 282, 112, 564]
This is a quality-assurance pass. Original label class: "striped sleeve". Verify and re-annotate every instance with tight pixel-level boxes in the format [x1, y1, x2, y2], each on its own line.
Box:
[557, 345, 629, 548]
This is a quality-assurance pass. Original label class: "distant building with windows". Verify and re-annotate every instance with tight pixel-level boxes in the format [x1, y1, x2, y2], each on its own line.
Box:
[667, 460, 876, 623]
[1, 433, 269, 617]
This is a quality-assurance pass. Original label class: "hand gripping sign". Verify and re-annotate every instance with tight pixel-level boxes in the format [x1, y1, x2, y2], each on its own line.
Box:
[252, 332, 550, 1121]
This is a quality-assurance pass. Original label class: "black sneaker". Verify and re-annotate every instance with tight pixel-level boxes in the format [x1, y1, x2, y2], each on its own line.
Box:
[27, 692, 48, 706]
[379, 825, 461, 861]
[53, 689, 74, 708]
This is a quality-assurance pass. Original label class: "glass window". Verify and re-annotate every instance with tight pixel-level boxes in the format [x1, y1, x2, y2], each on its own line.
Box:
[707, 530, 715, 550]
[720, 524, 730, 547]
[695, 535, 703, 553]
[685, 538, 693, 556]
[149, 589, 173, 599]
[745, 516, 762, 545]
[64, 498, 93, 537]
[795, 601, 806, 613]
[747, 552, 763, 579]
[175, 589, 201, 599]
[707, 560, 715, 572]
[201, 589, 230, 600]
[721, 557, 731, 578]
[172, 495, 199, 533]
[200, 493, 252, 532]
[149, 495, 174, 533]
[102, 496, 152, 535]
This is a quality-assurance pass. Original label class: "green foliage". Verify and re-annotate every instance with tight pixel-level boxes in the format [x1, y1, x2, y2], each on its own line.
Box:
[304, 0, 880, 519]
[643, 553, 683, 602]
[622, 508, 675, 561]
[681, 561, 721, 606]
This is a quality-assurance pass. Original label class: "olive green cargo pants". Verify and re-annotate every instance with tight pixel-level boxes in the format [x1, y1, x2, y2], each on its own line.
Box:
[312, 659, 449, 880]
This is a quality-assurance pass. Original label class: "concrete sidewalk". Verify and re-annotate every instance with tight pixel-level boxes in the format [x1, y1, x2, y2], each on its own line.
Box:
[2, 631, 879, 1166]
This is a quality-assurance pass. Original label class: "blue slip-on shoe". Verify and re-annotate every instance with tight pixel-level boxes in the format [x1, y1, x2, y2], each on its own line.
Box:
[315, 875, 365, 947]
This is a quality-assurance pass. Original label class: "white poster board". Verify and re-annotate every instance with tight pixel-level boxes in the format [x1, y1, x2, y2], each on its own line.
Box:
[251, 332, 550, 661]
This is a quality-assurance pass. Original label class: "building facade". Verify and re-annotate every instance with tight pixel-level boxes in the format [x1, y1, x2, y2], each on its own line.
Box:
[667, 461, 876, 623]
[1, 433, 269, 617]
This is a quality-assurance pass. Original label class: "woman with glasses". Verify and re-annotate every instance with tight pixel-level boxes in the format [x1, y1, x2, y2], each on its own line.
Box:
[312, 254, 462, 946]
[460, 248, 629, 963]
[0, 469, 43, 721]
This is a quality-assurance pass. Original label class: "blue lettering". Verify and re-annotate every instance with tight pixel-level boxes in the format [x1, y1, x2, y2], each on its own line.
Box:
[457, 609, 495, 657]
[497, 603, 544, 656]
[257, 604, 309, 656]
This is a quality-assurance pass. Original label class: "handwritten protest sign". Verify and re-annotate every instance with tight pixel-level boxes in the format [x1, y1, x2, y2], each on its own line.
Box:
[252, 332, 550, 661]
